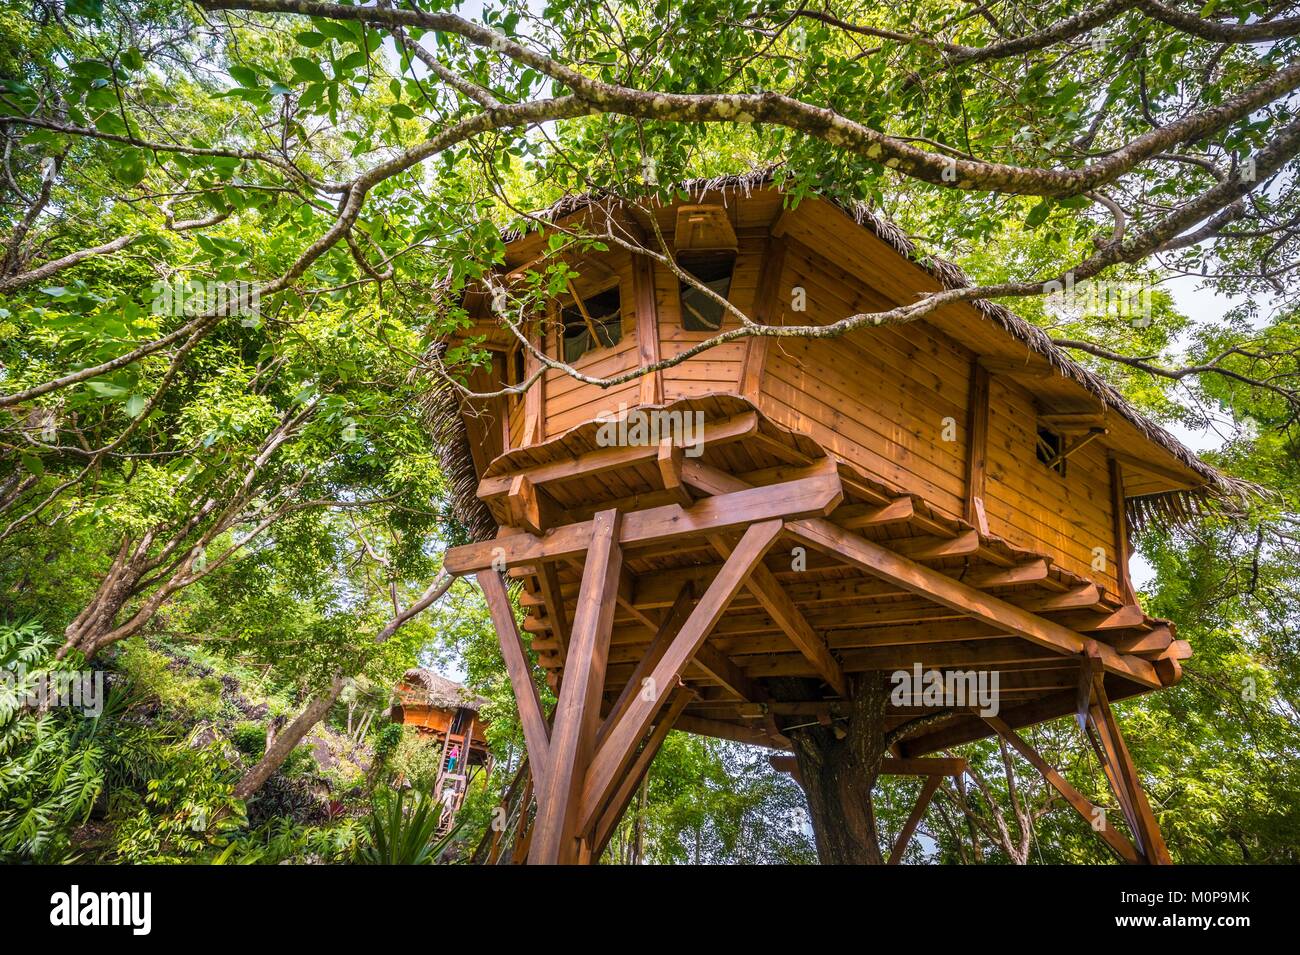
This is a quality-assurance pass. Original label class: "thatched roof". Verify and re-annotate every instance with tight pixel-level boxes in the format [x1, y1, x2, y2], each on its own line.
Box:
[430, 167, 1258, 540]
[399, 668, 488, 713]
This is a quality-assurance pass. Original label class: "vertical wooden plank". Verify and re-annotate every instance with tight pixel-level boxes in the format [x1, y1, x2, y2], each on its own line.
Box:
[633, 254, 663, 406]
[523, 317, 545, 445]
[477, 571, 551, 793]
[1109, 456, 1137, 604]
[740, 236, 788, 401]
[964, 361, 990, 534]
[529, 508, 624, 864]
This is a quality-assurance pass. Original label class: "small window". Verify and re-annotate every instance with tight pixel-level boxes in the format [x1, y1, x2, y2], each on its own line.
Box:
[678, 251, 735, 331]
[506, 345, 526, 407]
[1036, 427, 1067, 476]
[561, 286, 622, 362]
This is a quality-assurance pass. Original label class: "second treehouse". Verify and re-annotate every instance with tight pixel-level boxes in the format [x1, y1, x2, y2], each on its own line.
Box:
[435, 172, 1252, 865]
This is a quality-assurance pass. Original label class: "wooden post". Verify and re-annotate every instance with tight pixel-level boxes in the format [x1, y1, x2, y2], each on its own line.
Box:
[1109, 456, 1137, 604]
[522, 319, 545, 445]
[739, 237, 787, 401]
[577, 519, 783, 835]
[633, 254, 663, 406]
[478, 570, 552, 793]
[1088, 674, 1171, 864]
[964, 361, 990, 535]
[529, 509, 624, 864]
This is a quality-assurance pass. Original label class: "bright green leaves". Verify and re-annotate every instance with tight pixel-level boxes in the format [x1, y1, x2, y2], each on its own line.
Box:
[288, 56, 328, 84]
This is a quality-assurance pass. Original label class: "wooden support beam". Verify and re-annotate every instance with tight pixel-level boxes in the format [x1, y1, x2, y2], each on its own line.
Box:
[739, 237, 788, 401]
[892, 529, 980, 561]
[888, 775, 942, 864]
[1017, 583, 1101, 613]
[590, 687, 692, 855]
[1050, 603, 1146, 632]
[983, 715, 1140, 864]
[964, 362, 991, 534]
[579, 520, 784, 836]
[784, 519, 1160, 688]
[1113, 625, 1173, 656]
[656, 438, 694, 507]
[964, 559, 1049, 588]
[831, 497, 914, 530]
[446, 471, 842, 574]
[693, 641, 760, 701]
[1089, 674, 1172, 864]
[529, 509, 623, 865]
[597, 584, 695, 751]
[710, 533, 849, 697]
[477, 410, 758, 501]
[478, 571, 551, 793]
[507, 474, 558, 536]
[1110, 456, 1137, 605]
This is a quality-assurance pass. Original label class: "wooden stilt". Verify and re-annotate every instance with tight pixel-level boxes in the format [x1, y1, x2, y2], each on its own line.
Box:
[1088, 675, 1172, 864]
[983, 715, 1140, 864]
[529, 508, 624, 864]
[479, 570, 552, 792]
[577, 519, 783, 836]
[592, 686, 692, 858]
[888, 775, 942, 864]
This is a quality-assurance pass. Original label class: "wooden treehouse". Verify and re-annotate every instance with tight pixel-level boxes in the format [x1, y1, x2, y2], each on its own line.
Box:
[435, 172, 1250, 865]
[391, 668, 492, 830]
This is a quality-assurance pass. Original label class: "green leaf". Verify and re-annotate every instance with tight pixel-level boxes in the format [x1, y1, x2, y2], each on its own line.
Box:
[1025, 199, 1053, 228]
[19, 453, 44, 477]
[228, 65, 261, 89]
[289, 57, 328, 84]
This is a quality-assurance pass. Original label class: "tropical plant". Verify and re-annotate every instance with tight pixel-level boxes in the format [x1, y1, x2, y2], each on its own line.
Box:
[353, 787, 461, 865]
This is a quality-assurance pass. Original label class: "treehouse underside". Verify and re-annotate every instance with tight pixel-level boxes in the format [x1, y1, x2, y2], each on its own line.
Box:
[445, 395, 1184, 864]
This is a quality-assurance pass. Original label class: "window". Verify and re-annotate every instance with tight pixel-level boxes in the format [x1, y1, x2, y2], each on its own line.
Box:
[1036, 427, 1067, 477]
[505, 344, 526, 408]
[678, 251, 736, 331]
[561, 286, 622, 362]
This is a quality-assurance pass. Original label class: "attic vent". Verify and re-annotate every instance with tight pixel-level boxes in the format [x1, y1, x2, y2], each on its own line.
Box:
[679, 251, 736, 331]
[561, 286, 622, 362]
[1036, 427, 1067, 477]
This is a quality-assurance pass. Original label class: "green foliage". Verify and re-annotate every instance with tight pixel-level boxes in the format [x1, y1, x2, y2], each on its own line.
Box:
[353, 788, 460, 865]
[0, 620, 169, 863]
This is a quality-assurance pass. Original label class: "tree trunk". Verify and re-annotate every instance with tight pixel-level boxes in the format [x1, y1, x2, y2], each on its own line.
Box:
[234, 676, 346, 800]
[777, 673, 891, 865]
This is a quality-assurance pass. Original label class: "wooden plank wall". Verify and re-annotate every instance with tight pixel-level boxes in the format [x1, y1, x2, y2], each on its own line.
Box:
[758, 237, 1120, 591]
[543, 248, 641, 438]
[656, 234, 761, 402]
